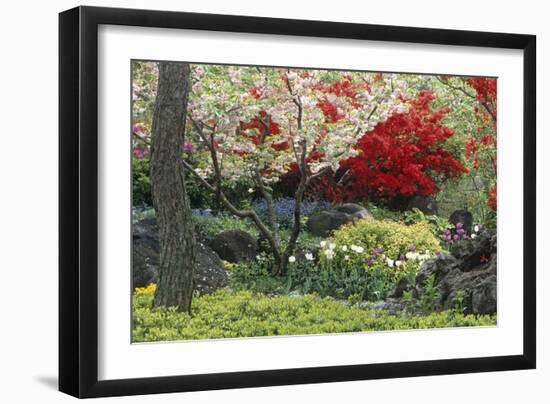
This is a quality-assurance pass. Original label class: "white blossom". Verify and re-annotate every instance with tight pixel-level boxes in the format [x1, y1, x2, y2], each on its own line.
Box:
[324, 249, 335, 260]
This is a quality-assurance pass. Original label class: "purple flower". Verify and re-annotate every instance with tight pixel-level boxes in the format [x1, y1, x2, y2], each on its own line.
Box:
[367, 258, 374, 266]
[435, 251, 442, 257]
[375, 247, 383, 254]
[445, 234, 452, 241]
[453, 234, 459, 241]
[409, 245, 417, 252]
[132, 125, 144, 134]
[457, 228, 465, 235]
[456, 222, 463, 229]
[183, 142, 194, 152]
[400, 254, 406, 260]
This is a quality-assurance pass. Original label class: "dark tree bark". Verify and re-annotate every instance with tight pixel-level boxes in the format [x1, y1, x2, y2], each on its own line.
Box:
[150, 62, 196, 313]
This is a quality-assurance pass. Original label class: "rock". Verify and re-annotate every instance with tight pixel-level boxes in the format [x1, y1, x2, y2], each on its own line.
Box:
[414, 231, 497, 314]
[193, 243, 229, 293]
[210, 230, 258, 262]
[132, 218, 228, 293]
[336, 203, 372, 219]
[449, 209, 474, 234]
[407, 195, 438, 215]
[306, 210, 355, 237]
[449, 230, 494, 269]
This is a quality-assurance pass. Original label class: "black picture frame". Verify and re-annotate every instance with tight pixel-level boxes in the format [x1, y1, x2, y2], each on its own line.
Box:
[59, 5, 536, 398]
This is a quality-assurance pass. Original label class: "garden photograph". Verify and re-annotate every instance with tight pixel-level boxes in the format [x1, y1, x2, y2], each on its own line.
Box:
[131, 61, 498, 343]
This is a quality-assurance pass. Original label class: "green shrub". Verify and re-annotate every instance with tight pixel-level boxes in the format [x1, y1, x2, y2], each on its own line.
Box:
[403, 208, 450, 236]
[329, 218, 440, 271]
[193, 213, 259, 242]
[366, 203, 403, 221]
[132, 158, 152, 206]
[132, 288, 496, 342]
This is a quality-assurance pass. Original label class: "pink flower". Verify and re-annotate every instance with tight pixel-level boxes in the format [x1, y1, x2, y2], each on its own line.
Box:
[183, 143, 194, 152]
[133, 147, 149, 160]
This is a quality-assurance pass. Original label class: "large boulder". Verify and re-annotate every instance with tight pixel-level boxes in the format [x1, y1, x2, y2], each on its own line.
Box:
[335, 203, 372, 219]
[407, 195, 438, 215]
[132, 218, 228, 293]
[414, 230, 497, 314]
[306, 210, 355, 237]
[210, 230, 258, 263]
[449, 209, 474, 234]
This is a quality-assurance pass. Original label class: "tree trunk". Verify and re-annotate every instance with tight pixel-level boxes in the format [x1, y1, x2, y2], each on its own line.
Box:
[150, 62, 196, 313]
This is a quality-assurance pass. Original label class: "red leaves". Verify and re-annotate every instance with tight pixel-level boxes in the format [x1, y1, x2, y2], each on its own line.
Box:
[316, 98, 344, 123]
[465, 78, 497, 104]
[340, 90, 467, 200]
[488, 185, 497, 211]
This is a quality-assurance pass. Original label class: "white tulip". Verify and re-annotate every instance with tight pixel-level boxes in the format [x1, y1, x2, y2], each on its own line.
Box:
[288, 256, 296, 263]
[305, 253, 314, 261]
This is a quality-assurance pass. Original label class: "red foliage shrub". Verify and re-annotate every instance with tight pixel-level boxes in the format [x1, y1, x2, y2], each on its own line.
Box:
[338, 90, 467, 201]
[278, 90, 467, 203]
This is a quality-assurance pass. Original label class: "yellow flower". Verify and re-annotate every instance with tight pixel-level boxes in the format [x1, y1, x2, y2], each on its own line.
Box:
[134, 283, 157, 296]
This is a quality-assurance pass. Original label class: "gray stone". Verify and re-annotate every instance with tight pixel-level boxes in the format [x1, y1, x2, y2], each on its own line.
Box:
[407, 195, 438, 215]
[414, 231, 497, 314]
[449, 209, 474, 234]
[336, 203, 372, 219]
[132, 218, 228, 293]
[306, 210, 355, 237]
[211, 230, 258, 263]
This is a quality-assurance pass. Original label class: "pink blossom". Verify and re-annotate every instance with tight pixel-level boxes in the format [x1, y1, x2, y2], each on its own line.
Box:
[133, 147, 149, 160]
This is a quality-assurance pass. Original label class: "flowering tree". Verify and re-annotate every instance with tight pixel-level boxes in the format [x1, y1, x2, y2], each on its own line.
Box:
[179, 66, 409, 274]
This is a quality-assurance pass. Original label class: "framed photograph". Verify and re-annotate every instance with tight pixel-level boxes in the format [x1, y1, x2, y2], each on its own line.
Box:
[59, 6, 536, 398]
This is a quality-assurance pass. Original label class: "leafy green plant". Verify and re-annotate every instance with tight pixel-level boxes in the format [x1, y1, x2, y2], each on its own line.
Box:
[193, 213, 259, 242]
[366, 203, 403, 221]
[419, 274, 442, 313]
[132, 288, 497, 342]
[232, 255, 402, 302]
[132, 158, 152, 206]
[452, 290, 466, 315]
[403, 208, 450, 236]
